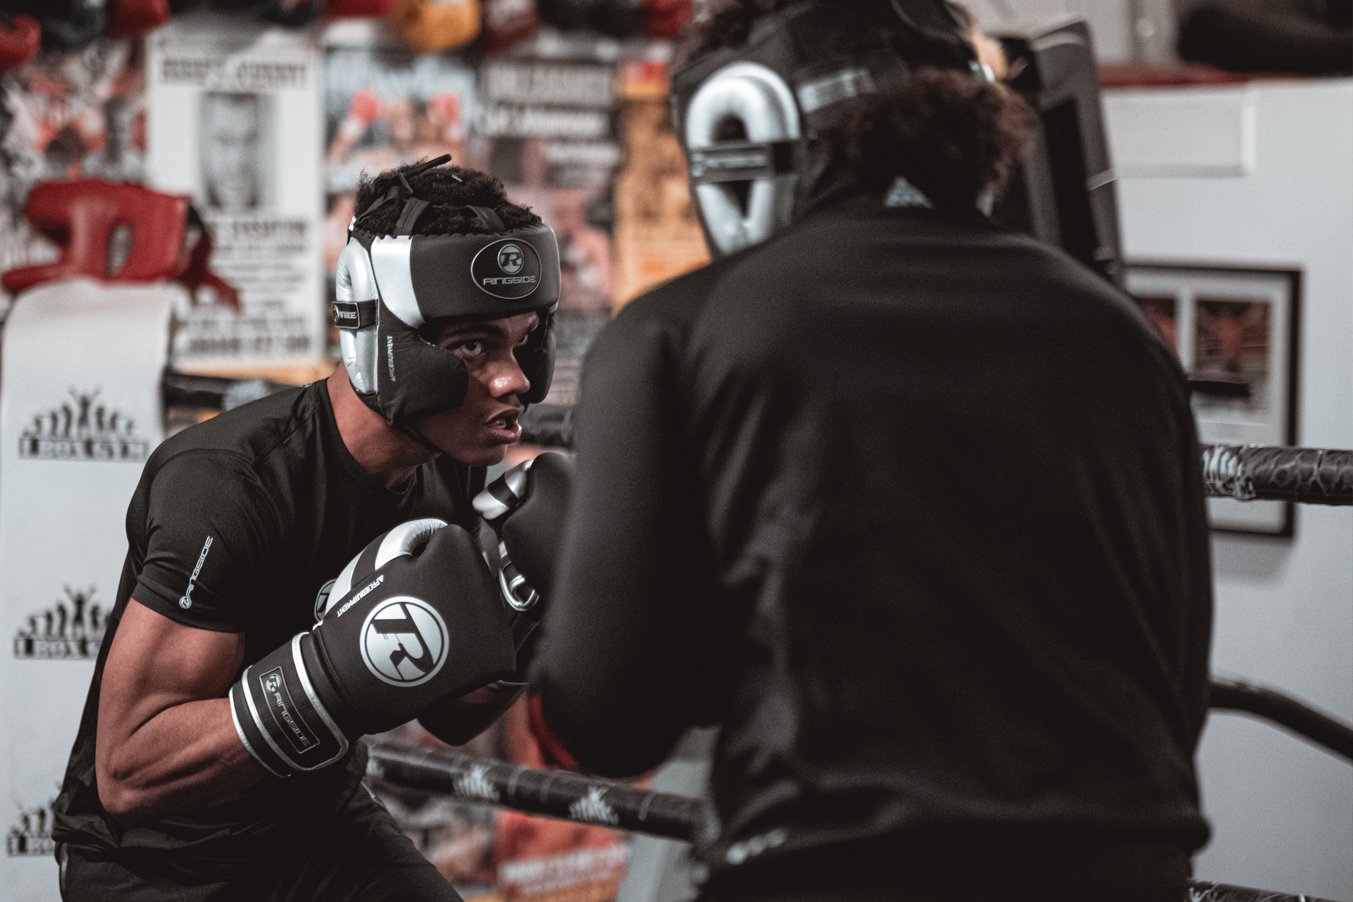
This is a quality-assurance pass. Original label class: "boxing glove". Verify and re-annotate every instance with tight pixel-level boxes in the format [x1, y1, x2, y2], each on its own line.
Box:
[0, 14, 41, 73]
[592, 0, 645, 36]
[480, 0, 538, 51]
[645, 0, 689, 37]
[473, 452, 574, 643]
[105, 0, 170, 37]
[269, 0, 326, 26]
[390, 0, 481, 53]
[8, 0, 106, 51]
[230, 519, 516, 777]
[536, 0, 594, 29]
[327, 0, 394, 15]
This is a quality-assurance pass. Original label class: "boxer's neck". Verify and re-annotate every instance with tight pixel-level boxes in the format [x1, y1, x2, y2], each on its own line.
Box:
[326, 366, 430, 491]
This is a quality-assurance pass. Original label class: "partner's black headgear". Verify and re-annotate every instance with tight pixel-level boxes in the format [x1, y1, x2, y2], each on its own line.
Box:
[670, 0, 987, 257]
[332, 156, 561, 425]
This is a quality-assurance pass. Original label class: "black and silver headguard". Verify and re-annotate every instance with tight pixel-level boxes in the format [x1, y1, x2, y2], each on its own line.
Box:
[670, 0, 986, 256]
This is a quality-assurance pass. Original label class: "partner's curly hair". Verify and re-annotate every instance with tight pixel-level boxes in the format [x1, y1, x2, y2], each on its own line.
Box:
[679, 0, 1038, 208]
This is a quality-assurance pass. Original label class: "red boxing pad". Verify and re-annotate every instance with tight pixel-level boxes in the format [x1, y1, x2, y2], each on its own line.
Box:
[0, 14, 41, 73]
[105, 0, 170, 37]
[2, 180, 239, 308]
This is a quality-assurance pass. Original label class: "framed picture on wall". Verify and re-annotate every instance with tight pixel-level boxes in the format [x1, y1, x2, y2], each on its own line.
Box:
[1126, 262, 1302, 536]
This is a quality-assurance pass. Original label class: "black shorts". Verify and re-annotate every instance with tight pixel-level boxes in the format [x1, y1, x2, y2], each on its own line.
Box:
[58, 787, 462, 902]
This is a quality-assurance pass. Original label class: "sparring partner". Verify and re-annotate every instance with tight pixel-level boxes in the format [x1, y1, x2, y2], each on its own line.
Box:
[51, 156, 562, 901]
[522, 2, 1216, 901]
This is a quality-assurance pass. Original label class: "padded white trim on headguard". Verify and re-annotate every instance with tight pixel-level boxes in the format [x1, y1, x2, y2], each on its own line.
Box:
[670, 0, 987, 257]
[332, 155, 561, 425]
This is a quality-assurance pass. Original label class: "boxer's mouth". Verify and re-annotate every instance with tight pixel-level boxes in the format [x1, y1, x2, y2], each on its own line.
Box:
[486, 409, 522, 442]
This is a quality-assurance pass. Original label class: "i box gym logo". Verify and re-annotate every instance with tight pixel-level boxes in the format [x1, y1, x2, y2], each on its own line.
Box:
[6, 796, 55, 858]
[19, 388, 150, 462]
[13, 586, 107, 660]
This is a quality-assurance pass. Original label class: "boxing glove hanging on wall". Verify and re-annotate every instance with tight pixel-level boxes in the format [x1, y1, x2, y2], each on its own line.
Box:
[480, 0, 539, 51]
[105, 0, 171, 38]
[646, 0, 690, 37]
[327, 0, 395, 15]
[536, 0, 596, 30]
[5, 0, 105, 52]
[269, 0, 327, 26]
[591, 0, 646, 36]
[390, 0, 482, 52]
[0, 14, 41, 73]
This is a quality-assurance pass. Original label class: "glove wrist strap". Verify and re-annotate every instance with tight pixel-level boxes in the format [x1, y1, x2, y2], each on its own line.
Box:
[229, 635, 350, 777]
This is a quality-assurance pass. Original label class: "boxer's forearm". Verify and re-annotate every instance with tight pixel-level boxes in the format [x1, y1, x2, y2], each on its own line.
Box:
[95, 697, 266, 822]
[530, 312, 719, 777]
[96, 599, 262, 821]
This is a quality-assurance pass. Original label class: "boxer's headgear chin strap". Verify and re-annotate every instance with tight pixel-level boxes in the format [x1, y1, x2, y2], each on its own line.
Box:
[333, 157, 560, 428]
[670, 0, 988, 258]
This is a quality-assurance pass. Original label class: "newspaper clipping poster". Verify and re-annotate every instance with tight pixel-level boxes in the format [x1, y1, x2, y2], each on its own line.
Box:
[0, 40, 147, 320]
[477, 52, 622, 408]
[321, 42, 479, 357]
[147, 18, 324, 371]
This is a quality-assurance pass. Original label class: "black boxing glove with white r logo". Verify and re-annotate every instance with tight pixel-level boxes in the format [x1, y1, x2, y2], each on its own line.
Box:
[229, 519, 516, 777]
[473, 452, 574, 651]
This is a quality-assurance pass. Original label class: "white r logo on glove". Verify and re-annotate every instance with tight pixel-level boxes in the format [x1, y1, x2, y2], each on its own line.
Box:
[360, 598, 449, 686]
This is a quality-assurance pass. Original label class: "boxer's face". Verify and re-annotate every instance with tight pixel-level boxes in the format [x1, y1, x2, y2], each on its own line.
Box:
[412, 312, 541, 466]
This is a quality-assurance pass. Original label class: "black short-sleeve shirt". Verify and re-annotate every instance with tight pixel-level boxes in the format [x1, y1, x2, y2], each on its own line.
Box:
[53, 380, 482, 876]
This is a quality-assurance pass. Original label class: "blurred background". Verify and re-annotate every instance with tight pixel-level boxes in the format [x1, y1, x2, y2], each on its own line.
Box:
[0, 1, 1349, 900]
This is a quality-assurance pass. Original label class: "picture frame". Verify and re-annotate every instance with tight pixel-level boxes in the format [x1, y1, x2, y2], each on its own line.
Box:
[1126, 262, 1302, 536]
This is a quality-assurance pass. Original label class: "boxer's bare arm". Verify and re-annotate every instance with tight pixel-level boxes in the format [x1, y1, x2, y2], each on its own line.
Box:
[95, 599, 264, 821]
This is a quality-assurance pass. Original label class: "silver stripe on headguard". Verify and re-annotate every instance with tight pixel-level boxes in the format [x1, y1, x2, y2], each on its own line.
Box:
[332, 156, 561, 425]
[682, 61, 802, 256]
[670, 0, 986, 257]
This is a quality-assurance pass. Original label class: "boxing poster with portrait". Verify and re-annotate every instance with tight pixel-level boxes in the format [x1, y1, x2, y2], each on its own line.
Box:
[0, 38, 147, 320]
[146, 14, 325, 371]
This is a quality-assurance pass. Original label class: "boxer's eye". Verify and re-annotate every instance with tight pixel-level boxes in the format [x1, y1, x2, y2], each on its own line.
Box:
[450, 339, 487, 359]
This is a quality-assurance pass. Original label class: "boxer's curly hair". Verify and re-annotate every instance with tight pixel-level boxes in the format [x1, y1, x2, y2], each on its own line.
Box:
[679, 0, 1038, 209]
[354, 159, 542, 235]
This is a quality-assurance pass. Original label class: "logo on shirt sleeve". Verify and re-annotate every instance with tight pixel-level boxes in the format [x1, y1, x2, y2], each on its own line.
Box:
[178, 535, 214, 610]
